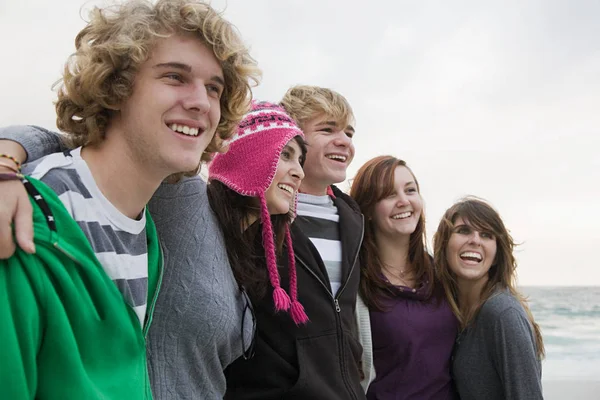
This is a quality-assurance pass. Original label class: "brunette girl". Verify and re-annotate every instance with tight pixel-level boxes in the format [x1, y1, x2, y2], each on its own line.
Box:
[433, 197, 544, 400]
[350, 155, 458, 399]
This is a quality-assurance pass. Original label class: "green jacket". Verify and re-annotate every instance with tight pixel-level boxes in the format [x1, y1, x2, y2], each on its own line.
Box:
[0, 177, 162, 399]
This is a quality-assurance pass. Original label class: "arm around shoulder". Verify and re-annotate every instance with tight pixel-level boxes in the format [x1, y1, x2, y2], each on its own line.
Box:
[0, 125, 66, 163]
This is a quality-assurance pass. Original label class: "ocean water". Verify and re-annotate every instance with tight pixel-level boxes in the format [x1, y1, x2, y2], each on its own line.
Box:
[522, 286, 600, 380]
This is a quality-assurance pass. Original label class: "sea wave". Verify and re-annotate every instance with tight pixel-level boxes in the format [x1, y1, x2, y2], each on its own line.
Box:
[521, 286, 600, 380]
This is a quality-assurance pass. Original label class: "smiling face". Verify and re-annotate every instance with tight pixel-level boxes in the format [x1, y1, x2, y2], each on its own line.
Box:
[372, 166, 423, 240]
[299, 115, 355, 195]
[446, 216, 498, 286]
[264, 138, 305, 215]
[110, 33, 224, 178]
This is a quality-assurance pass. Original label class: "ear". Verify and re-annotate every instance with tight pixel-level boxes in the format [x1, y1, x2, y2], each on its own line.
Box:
[105, 100, 121, 111]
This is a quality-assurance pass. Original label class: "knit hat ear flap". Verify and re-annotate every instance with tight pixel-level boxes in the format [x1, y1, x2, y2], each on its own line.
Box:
[259, 194, 291, 312]
[209, 100, 308, 324]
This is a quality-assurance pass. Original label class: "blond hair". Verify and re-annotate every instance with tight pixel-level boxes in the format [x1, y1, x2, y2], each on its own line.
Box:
[279, 85, 354, 130]
[55, 0, 261, 170]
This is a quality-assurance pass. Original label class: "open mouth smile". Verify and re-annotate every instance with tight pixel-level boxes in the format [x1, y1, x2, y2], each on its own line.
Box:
[460, 251, 483, 263]
[326, 154, 347, 163]
[391, 212, 412, 220]
[169, 123, 203, 137]
[278, 183, 295, 196]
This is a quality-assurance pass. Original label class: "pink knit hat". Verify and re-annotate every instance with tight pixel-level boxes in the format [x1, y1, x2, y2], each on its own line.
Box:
[209, 101, 308, 325]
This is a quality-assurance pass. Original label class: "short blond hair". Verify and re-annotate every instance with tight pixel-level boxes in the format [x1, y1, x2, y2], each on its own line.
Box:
[55, 0, 261, 166]
[279, 85, 355, 130]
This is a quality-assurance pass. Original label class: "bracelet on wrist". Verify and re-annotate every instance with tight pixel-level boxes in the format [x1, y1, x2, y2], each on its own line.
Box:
[0, 160, 20, 173]
[0, 153, 22, 171]
[0, 172, 24, 181]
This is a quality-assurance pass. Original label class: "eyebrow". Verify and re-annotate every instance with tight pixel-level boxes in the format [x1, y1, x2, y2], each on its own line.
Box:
[316, 120, 355, 133]
[283, 143, 297, 156]
[404, 181, 416, 187]
[154, 62, 192, 72]
[153, 62, 225, 86]
[453, 224, 471, 231]
[316, 120, 337, 128]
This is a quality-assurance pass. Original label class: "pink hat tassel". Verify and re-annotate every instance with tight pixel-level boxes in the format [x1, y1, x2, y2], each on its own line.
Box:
[286, 227, 309, 325]
[260, 196, 291, 312]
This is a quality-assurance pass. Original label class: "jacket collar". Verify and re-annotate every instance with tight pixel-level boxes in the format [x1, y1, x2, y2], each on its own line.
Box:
[291, 185, 364, 291]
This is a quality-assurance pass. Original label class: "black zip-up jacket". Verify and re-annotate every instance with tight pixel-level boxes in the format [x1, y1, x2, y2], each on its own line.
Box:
[225, 186, 366, 400]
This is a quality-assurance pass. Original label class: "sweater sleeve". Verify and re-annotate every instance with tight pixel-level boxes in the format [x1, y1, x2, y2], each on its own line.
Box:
[355, 293, 375, 392]
[0, 252, 45, 399]
[149, 176, 207, 224]
[0, 125, 67, 162]
[492, 307, 543, 400]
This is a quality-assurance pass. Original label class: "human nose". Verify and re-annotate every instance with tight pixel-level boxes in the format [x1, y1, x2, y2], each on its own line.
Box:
[183, 83, 211, 114]
[395, 192, 409, 207]
[467, 231, 483, 245]
[333, 130, 352, 147]
[291, 160, 305, 181]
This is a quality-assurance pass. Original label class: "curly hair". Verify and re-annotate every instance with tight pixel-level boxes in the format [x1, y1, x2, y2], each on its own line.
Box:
[279, 85, 354, 130]
[54, 0, 261, 172]
[349, 155, 436, 311]
[433, 197, 545, 359]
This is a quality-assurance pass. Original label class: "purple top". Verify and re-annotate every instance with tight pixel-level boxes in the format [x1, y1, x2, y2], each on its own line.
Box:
[366, 281, 459, 400]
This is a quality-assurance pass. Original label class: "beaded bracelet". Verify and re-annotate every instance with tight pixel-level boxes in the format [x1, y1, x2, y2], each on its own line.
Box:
[0, 172, 24, 181]
[0, 153, 22, 171]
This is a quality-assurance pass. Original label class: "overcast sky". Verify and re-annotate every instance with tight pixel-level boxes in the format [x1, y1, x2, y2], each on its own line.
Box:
[0, 0, 598, 286]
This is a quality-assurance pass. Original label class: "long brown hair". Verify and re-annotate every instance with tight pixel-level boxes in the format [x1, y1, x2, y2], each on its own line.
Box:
[433, 197, 545, 359]
[207, 180, 287, 299]
[349, 155, 434, 311]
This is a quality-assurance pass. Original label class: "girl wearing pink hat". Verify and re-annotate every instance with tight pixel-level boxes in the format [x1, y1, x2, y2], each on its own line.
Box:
[208, 101, 309, 327]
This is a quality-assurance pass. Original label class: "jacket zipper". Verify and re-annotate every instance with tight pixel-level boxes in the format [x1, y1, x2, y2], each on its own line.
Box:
[333, 214, 365, 309]
[295, 214, 365, 400]
[295, 214, 365, 313]
[296, 255, 335, 301]
[53, 239, 165, 337]
[54, 239, 163, 399]
[294, 257, 355, 399]
[143, 241, 165, 338]
[142, 241, 165, 399]
[333, 214, 364, 400]
[53, 242, 79, 264]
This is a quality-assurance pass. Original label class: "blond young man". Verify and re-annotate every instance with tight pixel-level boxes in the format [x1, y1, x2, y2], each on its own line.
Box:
[0, 0, 259, 398]
[224, 86, 368, 399]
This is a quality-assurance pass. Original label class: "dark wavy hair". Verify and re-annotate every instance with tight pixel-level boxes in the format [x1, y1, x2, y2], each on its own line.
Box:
[207, 136, 306, 299]
[349, 155, 435, 311]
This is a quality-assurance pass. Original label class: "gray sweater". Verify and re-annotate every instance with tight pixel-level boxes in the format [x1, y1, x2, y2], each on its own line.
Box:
[452, 290, 543, 400]
[0, 126, 249, 399]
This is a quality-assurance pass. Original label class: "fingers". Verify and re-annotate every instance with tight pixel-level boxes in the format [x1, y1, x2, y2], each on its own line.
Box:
[15, 195, 35, 254]
[0, 219, 16, 259]
[0, 180, 32, 259]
